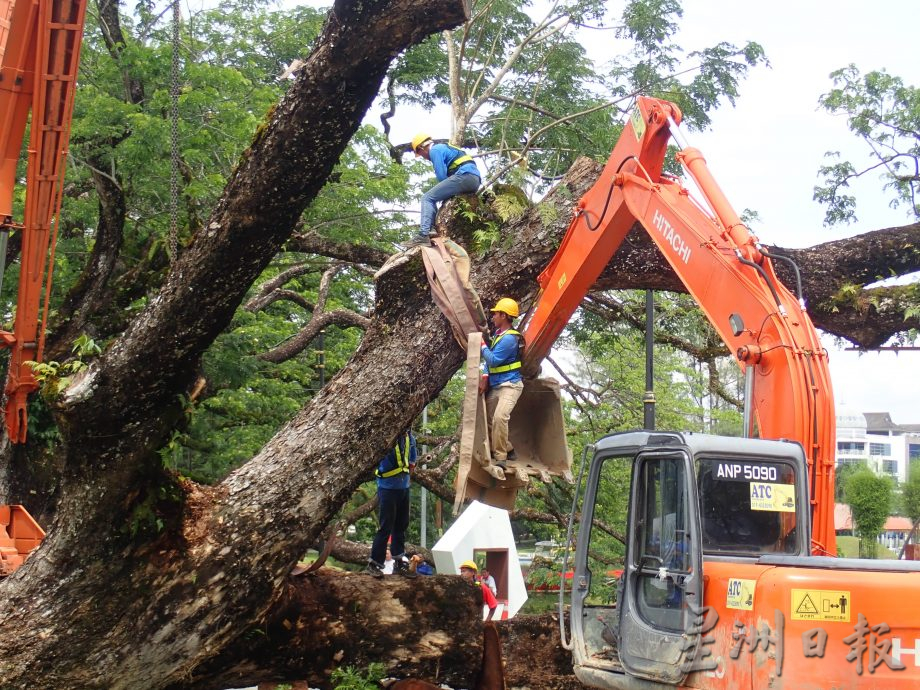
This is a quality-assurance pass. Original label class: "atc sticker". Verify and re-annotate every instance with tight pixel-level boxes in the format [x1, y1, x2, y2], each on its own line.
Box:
[631, 107, 646, 141]
[750, 482, 796, 512]
[726, 578, 755, 610]
[791, 589, 850, 622]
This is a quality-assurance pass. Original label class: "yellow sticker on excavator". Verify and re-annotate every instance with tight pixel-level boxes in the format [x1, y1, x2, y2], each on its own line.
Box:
[791, 589, 851, 622]
[631, 107, 646, 141]
[726, 578, 755, 610]
[749, 482, 796, 512]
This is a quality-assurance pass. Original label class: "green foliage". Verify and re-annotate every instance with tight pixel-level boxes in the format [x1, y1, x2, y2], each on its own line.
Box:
[472, 224, 501, 254]
[386, 0, 766, 189]
[823, 282, 872, 316]
[815, 65, 920, 225]
[844, 468, 893, 558]
[27, 335, 103, 400]
[565, 292, 743, 438]
[491, 188, 530, 222]
[835, 461, 865, 502]
[125, 480, 183, 540]
[330, 663, 386, 690]
[901, 461, 920, 523]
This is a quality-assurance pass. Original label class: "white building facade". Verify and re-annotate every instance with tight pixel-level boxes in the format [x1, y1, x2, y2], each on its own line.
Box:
[835, 408, 919, 484]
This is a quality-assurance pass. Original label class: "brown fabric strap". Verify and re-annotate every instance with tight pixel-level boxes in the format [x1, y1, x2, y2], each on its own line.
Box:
[454, 332, 486, 513]
[436, 238, 485, 326]
[421, 238, 486, 348]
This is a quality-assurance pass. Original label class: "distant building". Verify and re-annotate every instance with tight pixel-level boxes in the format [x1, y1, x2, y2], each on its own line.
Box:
[864, 412, 920, 481]
[835, 503, 914, 552]
[835, 407, 917, 484]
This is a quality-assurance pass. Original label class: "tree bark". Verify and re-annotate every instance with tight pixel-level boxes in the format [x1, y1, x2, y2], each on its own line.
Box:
[44, 162, 126, 361]
[181, 570, 484, 690]
[0, 0, 474, 687]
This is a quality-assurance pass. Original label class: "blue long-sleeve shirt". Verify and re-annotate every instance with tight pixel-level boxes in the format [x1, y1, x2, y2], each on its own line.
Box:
[429, 143, 480, 182]
[376, 431, 416, 490]
[481, 328, 523, 386]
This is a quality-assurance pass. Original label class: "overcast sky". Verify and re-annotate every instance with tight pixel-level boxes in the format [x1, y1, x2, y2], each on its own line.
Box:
[671, 0, 919, 423]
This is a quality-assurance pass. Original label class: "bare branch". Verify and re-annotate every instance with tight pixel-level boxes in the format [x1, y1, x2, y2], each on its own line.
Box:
[259, 308, 371, 363]
[287, 229, 391, 266]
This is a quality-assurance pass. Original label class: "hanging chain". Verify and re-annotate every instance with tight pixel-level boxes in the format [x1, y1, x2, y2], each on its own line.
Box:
[169, 0, 181, 263]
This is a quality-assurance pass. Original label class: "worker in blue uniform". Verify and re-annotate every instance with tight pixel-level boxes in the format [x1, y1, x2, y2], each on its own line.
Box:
[479, 298, 524, 466]
[405, 134, 481, 248]
[366, 430, 417, 579]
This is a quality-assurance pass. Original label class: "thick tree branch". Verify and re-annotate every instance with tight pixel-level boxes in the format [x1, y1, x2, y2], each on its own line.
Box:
[260, 308, 371, 362]
[246, 288, 316, 314]
[287, 230, 391, 266]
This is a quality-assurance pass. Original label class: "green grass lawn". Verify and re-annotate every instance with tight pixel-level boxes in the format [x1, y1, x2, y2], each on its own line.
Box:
[836, 535, 899, 559]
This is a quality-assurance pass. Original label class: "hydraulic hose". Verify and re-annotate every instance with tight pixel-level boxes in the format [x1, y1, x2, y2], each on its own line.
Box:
[734, 249, 785, 316]
[759, 245, 806, 309]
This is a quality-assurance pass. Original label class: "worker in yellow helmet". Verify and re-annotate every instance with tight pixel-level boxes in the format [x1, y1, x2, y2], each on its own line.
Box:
[479, 298, 524, 468]
[404, 133, 481, 248]
[459, 560, 498, 620]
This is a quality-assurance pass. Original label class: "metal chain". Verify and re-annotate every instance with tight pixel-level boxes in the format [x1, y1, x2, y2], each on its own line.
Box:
[169, 0, 181, 263]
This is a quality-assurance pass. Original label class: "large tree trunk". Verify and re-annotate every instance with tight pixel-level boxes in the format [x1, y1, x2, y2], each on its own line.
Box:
[185, 570, 485, 690]
[0, 0, 476, 686]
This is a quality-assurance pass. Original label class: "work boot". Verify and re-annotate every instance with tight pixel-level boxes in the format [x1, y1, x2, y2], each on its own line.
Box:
[393, 557, 417, 579]
[404, 233, 433, 249]
[365, 560, 385, 579]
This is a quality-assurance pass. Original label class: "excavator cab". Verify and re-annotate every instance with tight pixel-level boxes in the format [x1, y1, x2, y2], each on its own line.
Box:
[567, 431, 809, 689]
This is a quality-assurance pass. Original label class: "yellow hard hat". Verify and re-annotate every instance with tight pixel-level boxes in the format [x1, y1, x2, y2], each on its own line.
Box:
[411, 133, 433, 154]
[459, 560, 478, 572]
[490, 297, 519, 318]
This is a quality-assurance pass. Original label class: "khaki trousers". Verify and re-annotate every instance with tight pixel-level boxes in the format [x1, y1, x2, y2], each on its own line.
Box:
[485, 380, 524, 462]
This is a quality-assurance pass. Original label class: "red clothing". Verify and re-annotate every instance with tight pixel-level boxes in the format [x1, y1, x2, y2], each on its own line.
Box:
[478, 580, 498, 609]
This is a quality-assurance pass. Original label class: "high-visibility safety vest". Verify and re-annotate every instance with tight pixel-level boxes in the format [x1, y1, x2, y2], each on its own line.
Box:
[445, 144, 475, 175]
[376, 432, 412, 478]
[488, 329, 523, 374]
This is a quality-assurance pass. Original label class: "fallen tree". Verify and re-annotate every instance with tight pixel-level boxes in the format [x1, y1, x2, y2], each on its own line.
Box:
[1, 0, 919, 687]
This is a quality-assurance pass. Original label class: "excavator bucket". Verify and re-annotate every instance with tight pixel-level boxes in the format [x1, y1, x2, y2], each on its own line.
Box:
[454, 334, 572, 512]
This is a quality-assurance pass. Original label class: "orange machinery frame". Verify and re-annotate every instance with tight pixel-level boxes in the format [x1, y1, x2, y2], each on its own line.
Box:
[0, 0, 88, 443]
[0, 504, 44, 574]
[520, 97, 836, 555]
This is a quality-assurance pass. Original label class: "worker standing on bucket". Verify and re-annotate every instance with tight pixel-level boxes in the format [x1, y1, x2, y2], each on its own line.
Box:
[404, 134, 481, 248]
[480, 298, 524, 467]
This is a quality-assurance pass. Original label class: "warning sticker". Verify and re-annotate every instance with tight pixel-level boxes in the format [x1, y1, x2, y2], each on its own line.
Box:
[631, 107, 646, 141]
[791, 589, 851, 622]
[750, 482, 796, 512]
[726, 578, 755, 610]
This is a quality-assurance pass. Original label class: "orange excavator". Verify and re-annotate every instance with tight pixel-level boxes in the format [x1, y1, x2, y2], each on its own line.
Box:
[0, 0, 88, 570]
[513, 97, 920, 687]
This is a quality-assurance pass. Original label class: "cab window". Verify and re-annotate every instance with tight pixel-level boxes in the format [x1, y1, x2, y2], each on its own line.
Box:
[697, 458, 798, 555]
[634, 457, 691, 632]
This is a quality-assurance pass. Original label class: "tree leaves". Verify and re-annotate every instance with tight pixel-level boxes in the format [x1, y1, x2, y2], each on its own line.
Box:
[816, 65, 920, 225]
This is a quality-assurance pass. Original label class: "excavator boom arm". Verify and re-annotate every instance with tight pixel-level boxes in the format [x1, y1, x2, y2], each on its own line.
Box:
[0, 0, 88, 442]
[521, 97, 836, 554]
